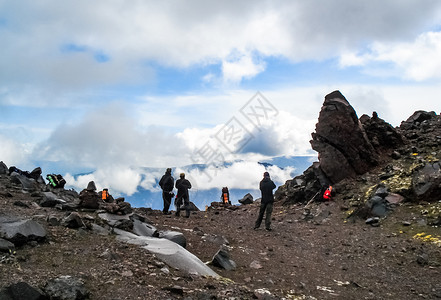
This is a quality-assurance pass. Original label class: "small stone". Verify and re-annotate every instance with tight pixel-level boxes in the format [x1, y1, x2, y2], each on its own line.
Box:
[250, 260, 263, 269]
[365, 217, 379, 224]
[417, 253, 429, 265]
[121, 270, 133, 277]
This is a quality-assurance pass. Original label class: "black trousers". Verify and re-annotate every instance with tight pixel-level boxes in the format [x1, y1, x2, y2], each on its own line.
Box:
[175, 195, 190, 217]
[162, 191, 173, 213]
[255, 202, 273, 229]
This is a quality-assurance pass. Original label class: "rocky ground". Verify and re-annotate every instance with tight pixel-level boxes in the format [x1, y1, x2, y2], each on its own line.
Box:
[1, 179, 440, 299]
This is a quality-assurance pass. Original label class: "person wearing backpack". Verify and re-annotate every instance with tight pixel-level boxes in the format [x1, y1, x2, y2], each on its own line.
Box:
[175, 173, 192, 218]
[159, 168, 174, 215]
[221, 187, 230, 204]
[254, 172, 277, 231]
[322, 185, 333, 201]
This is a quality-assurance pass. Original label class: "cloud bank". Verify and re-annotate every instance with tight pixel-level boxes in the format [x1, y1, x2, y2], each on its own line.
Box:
[1, 0, 441, 99]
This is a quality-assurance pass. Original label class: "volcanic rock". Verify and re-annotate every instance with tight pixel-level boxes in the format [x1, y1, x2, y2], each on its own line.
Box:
[158, 230, 187, 248]
[44, 275, 89, 300]
[9, 174, 39, 192]
[239, 193, 254, 205]
[0, 217, 47, 246]
[61, 212, 85, 229]
[0, 161, 8, 174]
[0, 238, 15, 252]
[310, 90, 379, 183]
[132, 218, 160, 237]
[211, 247, 237, 271]
[0, 282, 46, 300]
[412, 161, 441, 202]
[360, 112, 405, 152]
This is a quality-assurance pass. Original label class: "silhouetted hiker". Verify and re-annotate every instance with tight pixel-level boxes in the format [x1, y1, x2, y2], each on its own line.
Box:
[175, 173, 192, 218]
[221, 187, 231, 204]
[159, 168, 174, 214]
[254, 172, 276, 231]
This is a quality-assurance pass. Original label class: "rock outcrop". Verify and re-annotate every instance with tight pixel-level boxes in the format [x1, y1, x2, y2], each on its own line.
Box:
[310, 90, 380, 183]
[0, 216, 47, 246]
[278, 90, 407, 205]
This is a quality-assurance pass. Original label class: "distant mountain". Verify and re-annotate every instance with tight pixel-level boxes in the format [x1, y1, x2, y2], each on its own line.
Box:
[259, 155, 316, 176]
[126, 155, 316, 210]
[33, 155, 317, 210]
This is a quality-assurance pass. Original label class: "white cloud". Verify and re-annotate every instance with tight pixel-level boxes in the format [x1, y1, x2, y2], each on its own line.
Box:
[32, 102, 191, 169]
[339, 31, 441, 81]
[65, 165, 143, 196]
[240, 111, 316, 156]
[2, 0, 441, 97]
[175, 161, 293, 191]
[222, 53, 266, 83]
[0, 134, 29, 168]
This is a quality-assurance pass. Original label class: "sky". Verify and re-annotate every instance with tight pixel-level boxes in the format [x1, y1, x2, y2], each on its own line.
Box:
[1, 0, 441, 199]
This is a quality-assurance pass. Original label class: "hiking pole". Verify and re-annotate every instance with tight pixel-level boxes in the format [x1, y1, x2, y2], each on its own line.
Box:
[305, 191, 320, 208]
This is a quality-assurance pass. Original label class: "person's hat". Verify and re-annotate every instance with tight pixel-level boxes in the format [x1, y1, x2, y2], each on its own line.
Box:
[263, 171, 270, 177]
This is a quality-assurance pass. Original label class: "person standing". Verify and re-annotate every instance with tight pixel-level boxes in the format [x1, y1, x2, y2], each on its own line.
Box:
[159, 168, 174, 215]
[175, 173, 192, 218]
[254, 172, 277, 231]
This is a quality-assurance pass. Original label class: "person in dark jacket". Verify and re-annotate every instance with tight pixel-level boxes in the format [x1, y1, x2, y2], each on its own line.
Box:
[254, 171, 277, 231]
[159, 168, 174, 214]
[175, 173, 192, 218]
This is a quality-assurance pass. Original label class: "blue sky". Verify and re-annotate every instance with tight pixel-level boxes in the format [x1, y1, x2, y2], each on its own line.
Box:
[1, 1, 441, 197]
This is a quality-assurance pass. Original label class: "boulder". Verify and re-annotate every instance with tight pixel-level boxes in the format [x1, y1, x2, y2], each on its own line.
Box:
[44, 275, 89, 300]
[400, 110, 437, 130]
[39, 192, 66, 207]
[86, 181, 97, 191]
[0, 216, 46, 246]
[78, 189, 99, 209]
[29, 167, 43, 182]
[360, 112, 404, 152]
[98, 212, 133, 230]
[412, 162, 441, 202]
[238, 193, 253, 205]
[0, 282, 46, 300]
[61, 212, 84, 229]
[276, 162, 324, 205]
[211, 247, 236, 271]
[47, 215, 61, 226]
[132, 219, 159, 237]
[385, 193, 404, 204]
[187, 201, 200, 212]
[90, 223, 110, 236]
[10, 174, 39, 192]
[370, 199, 388, 217]
[103, 200, 132, 215]
[158, 230, 186, 248]
[0, 161, 7, 175]
[115, 229, 219, 278]
[0, 238, 15, 252]
[310, 91, 379, 183]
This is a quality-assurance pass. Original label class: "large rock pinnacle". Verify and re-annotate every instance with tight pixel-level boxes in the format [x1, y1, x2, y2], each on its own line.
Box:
[310, 91, 379, 184]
